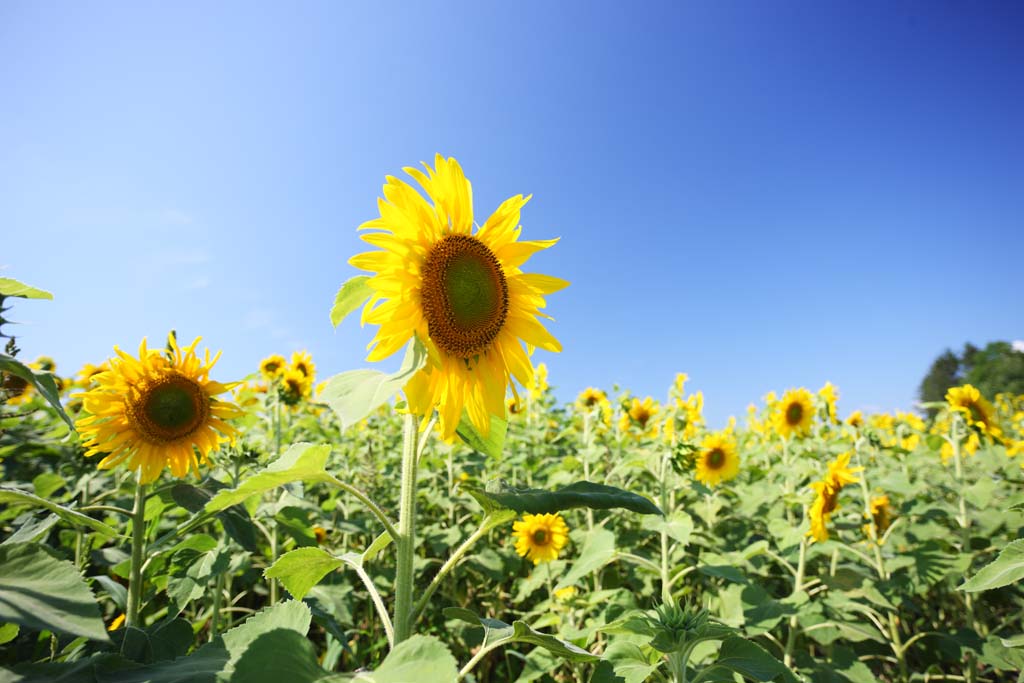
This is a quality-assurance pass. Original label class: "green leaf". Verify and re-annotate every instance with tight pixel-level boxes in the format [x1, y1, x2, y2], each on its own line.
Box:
[591, 641, 657, 683]
[320, 336, 427, 430]
[712, 636, 789, 681]
[960, 539, 1024, 592]
[205, 443, 332, 512]
[0, 542, 109, 642]
[330, 275, 373, 327]
[265, 548, 343, 601]
[456, 411, 507, 459]
[230, 630, 328, 683]
[352, 634, 459, 682]
[556, 527, 615, 590]
[0, 277, 52, 299]
[443, 608, 598, 664]
[0, 623, 19, 645]
[170, 484, 257, 552]
[32, 472, 66, 499]
[462, 481, 662, 516]
[0, 354, 74, 429]
[641, 510, 694, 546]
[0, 487, 120, 537]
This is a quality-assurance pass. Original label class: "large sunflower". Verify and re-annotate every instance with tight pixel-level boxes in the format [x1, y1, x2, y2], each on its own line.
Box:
[75, 337, 241, 484]
[350, 155, 567, 440]
[773, 388, 815, 439]
[512, 513, 569, 565]
[694, 431, 740, 487]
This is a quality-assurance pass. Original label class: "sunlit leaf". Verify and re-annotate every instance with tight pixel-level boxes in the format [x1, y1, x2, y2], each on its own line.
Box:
[330, 275, 372, 328]
[960, 540, 1024, 592]
[205, 443, 332, 512]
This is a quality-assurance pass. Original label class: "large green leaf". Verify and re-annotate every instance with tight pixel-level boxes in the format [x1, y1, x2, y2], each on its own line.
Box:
[641, 510, 694, 546]
[444, 607, 598, 663]
[330, 276, 373, 328]
[265, 548, 343, 601]
[556, 527, 616, 590]
[1, 484, 123, 537]
[352, 634, 458, 683]
[462, 481, 661, 516]
[0, 354, 74, 429]
[960, 540, 1024, 592]
[205, 443, 332, 512]
[703, 636, 791, 682]
[0, 542, 109, 642]
[456, 411, 507, 459]
[320, 336, 427, 430]
[0, 277, 52, 300]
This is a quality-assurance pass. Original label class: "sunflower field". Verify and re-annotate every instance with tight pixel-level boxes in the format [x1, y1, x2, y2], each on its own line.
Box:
[2, 157, 1023, 683]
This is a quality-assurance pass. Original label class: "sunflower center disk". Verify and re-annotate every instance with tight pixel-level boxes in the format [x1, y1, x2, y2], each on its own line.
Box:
[134, 376, 209, 443]
[533, 529, 549, 545]
[421, 235, 509, 359]
[707, 449, 725, 470]
[786, 402, 803, 426]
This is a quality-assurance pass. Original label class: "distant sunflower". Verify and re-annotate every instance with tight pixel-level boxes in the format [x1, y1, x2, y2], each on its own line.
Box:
[576, 387, 608, 411]
[350, 155, 567, 440]
[807, 480, 840, 543]
[280, 368, 308, 405]
[694, 431, 740, 487]
[75, 337, 241, 484]
[259, 354, 287, 380]
[621, 396, 659, 432]
[774, 388, 814, 439]
[290, 350, 316, 384]
[946, 384, 1000, 436]
[825, 451, 862, 490]
[868, 495, 892, 539]
[818, 382, 839, 422]
[512, 513, 569, 565]
[845, 410, 864, 428]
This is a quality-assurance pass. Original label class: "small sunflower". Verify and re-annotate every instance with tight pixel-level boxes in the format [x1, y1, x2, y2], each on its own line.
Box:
[774, 388, 814, 439]
[946, 384, 1001, 436]
[620, 396, 659, 433]
[807, 480, 840, 543]
[845, 410, 864, 428]
[818, 382, 839, 422]
[290, 350, 316, 384]
[694, 431, 740, 487]
[576, 387, 608, 411]
[529, 362, 549, 401]
[867, 495, 892, 540]
[350, 155, 567, 440]
[280, 368, 309, 405]
[512, 512, 569, 565]
[75, 337, 241, 484]
[259, 354, 287, 380]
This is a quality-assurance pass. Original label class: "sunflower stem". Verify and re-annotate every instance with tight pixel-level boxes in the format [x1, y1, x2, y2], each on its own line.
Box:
[782, 533, 807, 669]
[393, 412, 419, 646]
[126, 478, 147, 629]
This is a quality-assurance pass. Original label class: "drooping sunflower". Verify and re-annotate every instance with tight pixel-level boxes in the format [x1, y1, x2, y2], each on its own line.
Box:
[259, 354, 287, 380]
[512, 512, 569, 565]
[946, 384, 1001, 436]
[694, 431, 740, 487]
[867, 495, 892, 540]
[807, 480, 841, 543]
[824, 451, 862, 490]
[773, 388, 815, 439]
[350, 155, 567, 440]
[75, 337, 241, 484]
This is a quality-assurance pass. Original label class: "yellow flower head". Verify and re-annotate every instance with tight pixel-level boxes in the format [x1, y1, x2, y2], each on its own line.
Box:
[774, 388, 815, 439]
[845, 410, 864, 428]
[553, 585, 578, 602]
[807, 480, 841, 543]
[818, 382, 839, 422]
[76, 362, 109, 387]
[350, 155, 567, 441]
[280, 368, 309, 405]
[868, 495, 892, 539]
[31, 356, 57, 373]
[259, 354, 287, 380]
[946, 384, 1000, 436]
[529, 362, 549, 401]
[512, 513, 569, 565]
[694, 431, 740, 487]
[825, 451, 862, 490]
[576, 387, 608, 411]
[75, 336, 241, 484]
[290, 350, 316, 384]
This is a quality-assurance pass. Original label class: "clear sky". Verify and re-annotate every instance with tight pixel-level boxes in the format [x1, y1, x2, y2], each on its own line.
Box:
[3, 1, 1022, 426]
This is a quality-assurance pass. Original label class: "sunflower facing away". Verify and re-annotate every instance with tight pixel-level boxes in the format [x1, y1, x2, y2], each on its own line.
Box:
[807, 480, 840, 543]
[694, 431, 740, 487]
[350, 155, 567, 440]
[946, 384, 1001, 438]
[774, 388, 815, 439]
[513, 513, 569, 565]
[75, 337, 241, 484]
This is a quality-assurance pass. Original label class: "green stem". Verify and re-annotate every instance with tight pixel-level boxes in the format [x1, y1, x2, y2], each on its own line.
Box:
[783, 535, 807, 669]
[210, 572, 223, 642]
[393, 412, 419, 646]
[324, 474, 399, 541]
[126, 479, 147, 628]
[950, 417, 978, 683]
[660, 453, 672, 603]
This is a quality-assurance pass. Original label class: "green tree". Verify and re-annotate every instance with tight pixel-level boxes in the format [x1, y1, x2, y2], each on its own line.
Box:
[919, 341, 1024, 416]
[919, 349, 961, 416]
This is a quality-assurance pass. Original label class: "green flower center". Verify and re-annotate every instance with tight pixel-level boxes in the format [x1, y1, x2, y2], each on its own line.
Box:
[421, 235, 509, 359]
[532, 529, 549, 545]
[129, 375, 209, 443]
[786, 402, 804, 426]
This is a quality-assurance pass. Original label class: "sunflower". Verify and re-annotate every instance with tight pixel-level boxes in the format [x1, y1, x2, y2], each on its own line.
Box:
[259, 354, 287, 380]
[946, 384, 1001, 436]
[280, 368, 309, 405]
[529, 362, 549, 401]
[576, 387, 608, 412]
[350, 155, 566, 440]
[75, 337, 241, 484]
[845, 410, 864, 428]
[694, 431, 740, 487]
[807, 480, 840, 542]
[620, 396, 659, 434]
[290, 350, 316, 384]
[818, 382, 838, 422]
[77, 362, 109, 388]
[824, 451, 862, 490]
[867, 495, 892, 539]
[512, 513, 569, 565]
[773, 388, 814, 439]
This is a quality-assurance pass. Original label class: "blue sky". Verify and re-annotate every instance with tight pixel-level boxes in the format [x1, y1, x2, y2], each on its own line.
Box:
[3, 1, 1022, 426]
